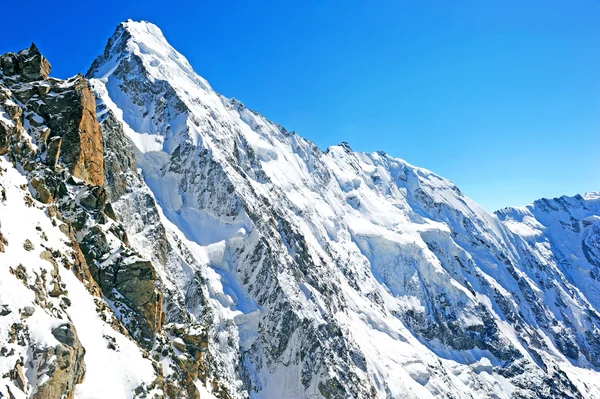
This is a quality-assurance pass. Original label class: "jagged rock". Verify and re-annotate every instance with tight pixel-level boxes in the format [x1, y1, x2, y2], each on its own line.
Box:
[30, 177, 53, 204]
[0, 231, 7, 252]
[22, 239, 34, 251]
[0, 52, 18, 75]
[0, 120, 12, 156]
[80, 226, 110, 264]
[10, 362, 26, 392]
[45, 136, 61, 169]
[17, 44, 51, 82]
[32, 323, 86, 399]
[79, 186, 106, 211]
[0, 304, 11, 316]
[90, 252, 162, 347]
[172, 337, 186, 352]
[40, 76, 103, 186]
[0, 42, 168, 399]
[99, 111, 136, 201]
[0, 92, 22, 156]
[0, 44, 50, 81]
[103, 202, 117, 221]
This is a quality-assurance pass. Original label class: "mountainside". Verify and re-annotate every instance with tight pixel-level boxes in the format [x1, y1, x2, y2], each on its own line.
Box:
[1, 20, 599, 399]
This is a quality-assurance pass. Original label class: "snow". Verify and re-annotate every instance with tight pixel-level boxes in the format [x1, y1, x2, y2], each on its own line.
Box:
[0, 157, 158, 399]
[86, 19, 600, 399]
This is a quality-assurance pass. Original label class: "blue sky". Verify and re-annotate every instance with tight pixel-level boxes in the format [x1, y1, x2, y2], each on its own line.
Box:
[2, 1, 598, 211]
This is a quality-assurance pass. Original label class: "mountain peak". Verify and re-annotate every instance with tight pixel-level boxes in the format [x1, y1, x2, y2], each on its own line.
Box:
[87, 19, 202, 87]
[119, 19, 169, 48]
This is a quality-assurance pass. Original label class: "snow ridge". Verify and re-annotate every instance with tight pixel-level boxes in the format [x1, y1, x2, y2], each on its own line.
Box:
[88, 20, 600, 399]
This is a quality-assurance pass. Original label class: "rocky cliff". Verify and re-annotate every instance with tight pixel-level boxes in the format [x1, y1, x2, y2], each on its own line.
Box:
[0, 44, 167, 398]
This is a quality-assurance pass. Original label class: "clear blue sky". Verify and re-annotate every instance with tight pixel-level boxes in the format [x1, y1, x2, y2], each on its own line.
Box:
[2, 1, 598, 211]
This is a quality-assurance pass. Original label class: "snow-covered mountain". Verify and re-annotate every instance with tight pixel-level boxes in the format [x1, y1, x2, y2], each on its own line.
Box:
[1, 20, 599, 399]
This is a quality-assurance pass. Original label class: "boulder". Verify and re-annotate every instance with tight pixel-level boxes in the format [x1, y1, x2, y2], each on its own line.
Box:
[31, 177, 53, 204]
[23, 239, 35, 251]
[11, 361, 26, 391]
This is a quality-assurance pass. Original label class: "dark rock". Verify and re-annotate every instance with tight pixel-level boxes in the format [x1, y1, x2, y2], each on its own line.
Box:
[23, 239, 34, 251]
[0, 52, 18, 75]
[52, 323, 76, 346]
[80, 226, 110, 266]
[0, 304, 11, 316]
[45, 136, 62, 169]
[79, 186, 106, 211]
[16, 44, 51, 82]
[103, 202, 117, 221]
[90, 251, 162, 347]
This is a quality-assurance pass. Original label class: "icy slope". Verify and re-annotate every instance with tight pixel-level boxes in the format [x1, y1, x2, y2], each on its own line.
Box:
[497, 193, 600, 323]
[89, 20, 600, 398]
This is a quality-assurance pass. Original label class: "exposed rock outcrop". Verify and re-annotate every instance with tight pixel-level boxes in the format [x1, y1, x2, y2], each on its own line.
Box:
[32, 323, 86, 399]
[1, 44, 103, 186]
[0, 43, 51, 82]
[88, 249, 163, 347]
[41, 76, 104, 186]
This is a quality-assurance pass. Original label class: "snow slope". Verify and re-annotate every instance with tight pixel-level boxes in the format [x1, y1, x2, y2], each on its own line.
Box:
[0, 158, 159, 399]
[87, 20, 600, 398]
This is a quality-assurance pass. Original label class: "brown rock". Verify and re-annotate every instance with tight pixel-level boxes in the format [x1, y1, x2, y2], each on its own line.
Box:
[23, 239, 34, 251]
[31, 177, 53, 204]
[11, 361, 26, 392]
[33, 323, 86, 399]
[43, 76, 104, 186]
[0, 231, 8, 252]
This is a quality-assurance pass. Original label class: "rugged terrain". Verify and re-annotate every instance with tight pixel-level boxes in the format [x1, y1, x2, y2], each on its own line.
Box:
[1, 20, 599, 399]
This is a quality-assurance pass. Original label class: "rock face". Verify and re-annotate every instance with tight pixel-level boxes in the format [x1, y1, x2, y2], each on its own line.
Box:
[89, 249, 163, 346]
[33, 323, 86, 399]
[1, 44, 103, 186]
[0, 43, 51, 82]
[41, 75, 104, 186]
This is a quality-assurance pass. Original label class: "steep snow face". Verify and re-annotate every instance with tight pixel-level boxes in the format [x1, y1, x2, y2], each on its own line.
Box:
[89, 20, 600, 398]
[497, 193, 600, 331]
